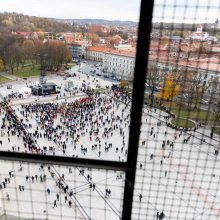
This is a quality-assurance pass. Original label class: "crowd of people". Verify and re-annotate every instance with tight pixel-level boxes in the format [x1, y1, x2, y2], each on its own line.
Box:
[1, 83, 219, 220]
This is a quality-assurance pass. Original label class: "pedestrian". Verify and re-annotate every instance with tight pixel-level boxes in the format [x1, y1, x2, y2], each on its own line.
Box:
[53, 200, 57, 208]
[6, 192, 10, 201]
[68, 200, 72, 208]
[156, 211, 160, 220]
[159, 211, 165, 220]
[139, 194, 142, 202]
[47, 188, 50, 195]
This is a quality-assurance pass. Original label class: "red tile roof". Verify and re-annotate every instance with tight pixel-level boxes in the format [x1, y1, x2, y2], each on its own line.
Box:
[105, 50, 136, 58]
[87, 46, 113, 52]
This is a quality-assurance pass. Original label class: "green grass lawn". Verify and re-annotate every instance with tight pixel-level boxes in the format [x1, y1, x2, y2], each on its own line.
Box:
[93, 88, 107, 93]
[171, 118, 195, 128]
[212, 127, 220, 136]
[67, 63, 76, 67]
[165, 102, 217, 126]
[14, 65, 40, 78]
[0, 75, 11, 83]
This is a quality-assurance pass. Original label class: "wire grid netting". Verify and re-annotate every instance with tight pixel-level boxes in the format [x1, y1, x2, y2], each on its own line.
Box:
[0, 160, 125, 220]
[132, 0, 220, 219]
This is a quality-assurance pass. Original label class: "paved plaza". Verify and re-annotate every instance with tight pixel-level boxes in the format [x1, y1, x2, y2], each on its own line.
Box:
[0, 63, 220, 220]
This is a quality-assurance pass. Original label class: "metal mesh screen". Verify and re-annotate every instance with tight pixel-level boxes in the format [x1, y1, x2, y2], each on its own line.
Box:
[132, 0, 220, 219]
[0, 160, 125, 220]
[0, 0, 220, 220]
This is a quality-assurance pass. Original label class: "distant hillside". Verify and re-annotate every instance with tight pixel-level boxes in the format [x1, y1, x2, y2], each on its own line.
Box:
[55, 18, 138, 27]
[0, 12, 76, 33]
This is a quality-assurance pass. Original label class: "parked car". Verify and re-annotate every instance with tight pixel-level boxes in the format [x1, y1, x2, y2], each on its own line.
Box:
[199, 99, 209, 105]
[110, 75, 117, 80]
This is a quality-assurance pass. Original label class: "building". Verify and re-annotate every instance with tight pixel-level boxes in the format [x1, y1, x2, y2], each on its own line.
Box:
[13, 31, 38, 40]
[190, 25, 209, 41]
[61, 32, 83, 44]
[89, 25, 110, 35]
[103, 50, 136, 80]
[86, 46, 113, 61]
[44, 32, 57, 40]
[67, 40, 89, 59]
[114, 44, 133, 51]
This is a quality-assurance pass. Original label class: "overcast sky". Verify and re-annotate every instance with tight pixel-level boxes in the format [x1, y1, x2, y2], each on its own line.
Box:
[0, 0, 219, 23]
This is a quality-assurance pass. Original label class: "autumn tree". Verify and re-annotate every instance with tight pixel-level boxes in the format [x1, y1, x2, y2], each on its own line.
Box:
[0, 59, 5, 71]
[120, 80, 129, 89]
[33, 40, 44, 65]
[6, 43, 22, 74]
[0, 33, 23, 68]
[2, 17, 13, 27]
[22, 40, 35, 69]
[87, 33, 100, 46]
[160, 37, 169, 46]
[37, 31, 45, 40]
[41, 41, 71, 72]
[109, 36, 122, 47]
[156, 74, 180, 101]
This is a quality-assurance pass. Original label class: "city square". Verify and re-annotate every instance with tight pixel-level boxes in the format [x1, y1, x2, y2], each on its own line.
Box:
[0, 63, 219, 220]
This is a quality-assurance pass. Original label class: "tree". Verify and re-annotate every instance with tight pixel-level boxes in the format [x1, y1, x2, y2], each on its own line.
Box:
[171, 30, 189, 39]
[156, 74, 180, 101]
[2, 18, 13, 27]
[120, 80, 129, 89]
[160, 37, 169, 46]
[109, 36, 121, 47]
[6, 43, 22, 74]
[121, 33, 128, 40]
[37, 31, 45, 40]
[146, 63, 162, 89]
[207, 77, 220, 125]
[0, 59, 5, 71]
[22, 40, 35, 69]
[0, 33, 23, 68]
[187, 72, 211, 109]
[41, 41, 71, 72]
[215, 32, 220, 41]
[87, 33, 100, 46]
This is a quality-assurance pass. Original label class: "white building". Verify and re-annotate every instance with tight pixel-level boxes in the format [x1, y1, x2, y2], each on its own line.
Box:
[190, 25, 209, 41]
[86, 46, 115, 61]
[114, 44, 133, 51]
[67, 40, 89, 59]
[103, 50, 135, 80]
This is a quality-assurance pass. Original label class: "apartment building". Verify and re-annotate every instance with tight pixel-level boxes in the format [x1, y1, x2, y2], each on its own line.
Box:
[103, 50, 135, 80]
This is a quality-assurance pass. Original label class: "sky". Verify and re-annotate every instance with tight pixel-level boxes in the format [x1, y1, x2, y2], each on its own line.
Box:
[0, 0, 219, 23]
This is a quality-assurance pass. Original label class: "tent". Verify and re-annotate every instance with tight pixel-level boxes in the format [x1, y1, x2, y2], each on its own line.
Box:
[18, 87, 32, 97]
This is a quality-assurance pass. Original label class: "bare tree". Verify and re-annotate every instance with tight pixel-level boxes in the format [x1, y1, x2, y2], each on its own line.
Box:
[6, 42, 22, 74]
[187, 72, 211, 109]
[146, 63, 163, 90]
